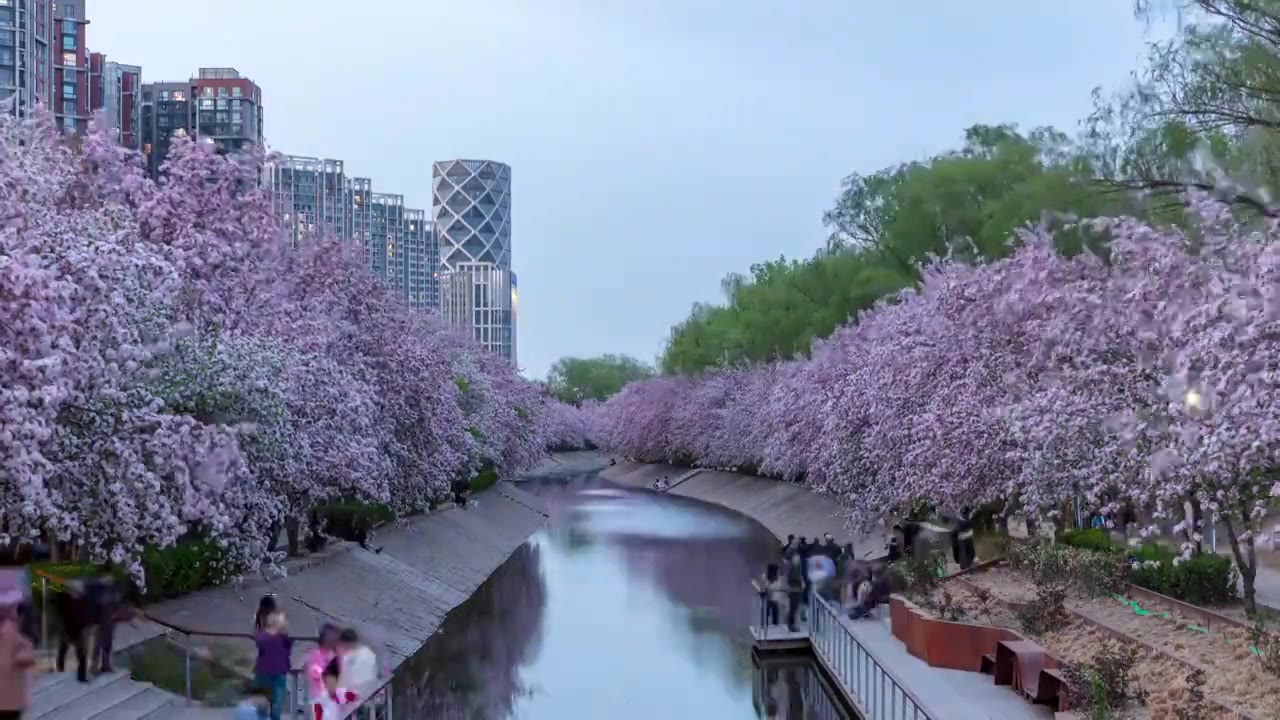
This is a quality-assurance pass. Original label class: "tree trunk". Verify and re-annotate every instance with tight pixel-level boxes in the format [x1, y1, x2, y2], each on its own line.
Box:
[1222, 513, 1258, 617]
[1185, 495, 1204, 554]
[285, 518, 301, 557]
[266, 522, 280, 554]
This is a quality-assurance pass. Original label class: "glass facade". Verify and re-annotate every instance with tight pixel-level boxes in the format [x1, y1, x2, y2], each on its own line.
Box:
[432, 159, 515, 364]
[266, 156, 439, 312]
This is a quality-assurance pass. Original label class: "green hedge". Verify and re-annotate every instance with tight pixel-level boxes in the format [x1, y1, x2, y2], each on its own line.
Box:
[31, 538, 232, 601]
[469, 467, 498, 494]
[139, 539, 233, 599]
[315, 502, 395, 542]
[1054, 530, 1237, 606]
[1058, 528, 1120, 554]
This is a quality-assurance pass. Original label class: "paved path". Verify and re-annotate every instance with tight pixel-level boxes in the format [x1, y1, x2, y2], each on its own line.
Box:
[838, 613, 1051, 720]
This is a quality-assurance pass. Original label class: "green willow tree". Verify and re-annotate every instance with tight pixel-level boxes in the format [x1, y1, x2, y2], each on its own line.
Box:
[661, 124, 1124, 375]
[545, 354, 655, 404]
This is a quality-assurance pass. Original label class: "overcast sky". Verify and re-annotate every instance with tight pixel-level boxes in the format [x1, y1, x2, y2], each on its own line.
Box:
[92, 0, 1163, 379]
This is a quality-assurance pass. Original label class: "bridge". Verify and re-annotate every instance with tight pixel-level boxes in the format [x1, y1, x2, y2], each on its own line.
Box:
[751, 593, 1050, 720]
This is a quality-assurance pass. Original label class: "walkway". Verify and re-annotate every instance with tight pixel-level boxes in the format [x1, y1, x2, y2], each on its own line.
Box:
[756, 603, 1050, 720]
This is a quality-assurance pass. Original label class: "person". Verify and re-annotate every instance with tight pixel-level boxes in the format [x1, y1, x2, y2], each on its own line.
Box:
[304, 624, 341, 705]
[54, 579, 91, 683]
[451, 479, 469, 509]
[254, 594, 277, 633]
[336, 628, 379, 702]
[310, 659, 356, 720]
[0, 605, 35, 720]
[751, 564, 785, 626]
[956, 507, 976, 570]
[781, 535, 795, 554]
[820, 533, 840, 561]
[232, 683, 271, 720]
[253, 610, 292, 720]
[849, 565, 890, 619]
[783, 558, 804, 631]
[85, 564, 120, 674]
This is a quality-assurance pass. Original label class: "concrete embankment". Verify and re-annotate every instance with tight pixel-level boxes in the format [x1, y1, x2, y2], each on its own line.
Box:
[601, 460, 886, 551]
[135, 482, 552, 669]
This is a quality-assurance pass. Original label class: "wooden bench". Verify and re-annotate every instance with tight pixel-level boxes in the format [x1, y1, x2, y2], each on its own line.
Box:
[992, 639, 1067, 710]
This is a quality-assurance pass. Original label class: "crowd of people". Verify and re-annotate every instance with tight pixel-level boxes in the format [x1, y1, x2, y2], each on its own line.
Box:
[754, 511, 979, 633]
[754, 533, 891, 631]
[242, 594, 387, 720]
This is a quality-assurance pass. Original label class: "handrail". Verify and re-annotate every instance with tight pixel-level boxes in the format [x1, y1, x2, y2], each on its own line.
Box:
[754, 587, 938, 720]
[338, 671, 395, 720]
[808, 593, 939, 720]
[32, 567, 324, 714]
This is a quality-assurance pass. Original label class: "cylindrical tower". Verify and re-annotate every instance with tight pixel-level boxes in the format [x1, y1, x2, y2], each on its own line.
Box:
[432, 160, 516, 365]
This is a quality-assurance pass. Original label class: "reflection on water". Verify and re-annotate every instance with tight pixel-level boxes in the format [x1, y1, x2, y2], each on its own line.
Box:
[398, 477, 848, 719]
[753, 659, 854, 720]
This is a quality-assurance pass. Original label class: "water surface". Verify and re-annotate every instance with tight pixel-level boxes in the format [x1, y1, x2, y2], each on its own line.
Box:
[395, 476, 851, 719]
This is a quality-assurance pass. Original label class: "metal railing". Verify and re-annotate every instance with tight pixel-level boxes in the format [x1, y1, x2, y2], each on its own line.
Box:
[339, 673, 395, 720]
[753, 585, 937, 720]
[32, 568, 332, 717]
[808, 593, 936, 720]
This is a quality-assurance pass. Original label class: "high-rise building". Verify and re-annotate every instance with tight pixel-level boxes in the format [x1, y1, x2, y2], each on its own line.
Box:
[0, 0, 53, 119]
[51, 0, 88, 133]
[88, 52, 141, 149]
[367, 192, 404, 291]
[402, 209, 437, 310]
[265, 153, 439, 311]
[266, 155, 348, 246]
[432, 159, 516, 365]
[141, 67, 263, 178]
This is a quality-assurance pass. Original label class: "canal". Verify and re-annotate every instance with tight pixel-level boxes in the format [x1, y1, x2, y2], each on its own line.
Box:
[391, 475, 853, 719]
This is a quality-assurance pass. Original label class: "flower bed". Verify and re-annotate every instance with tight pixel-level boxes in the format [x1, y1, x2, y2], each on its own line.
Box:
[952, 566, 1274, 719]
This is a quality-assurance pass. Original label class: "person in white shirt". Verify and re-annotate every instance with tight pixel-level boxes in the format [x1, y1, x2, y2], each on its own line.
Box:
[337, 629, 380, 702]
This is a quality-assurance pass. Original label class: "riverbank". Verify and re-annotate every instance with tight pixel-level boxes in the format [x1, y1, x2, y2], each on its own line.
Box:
[599, 460, 887, 553]
[114, 481, 554, 685]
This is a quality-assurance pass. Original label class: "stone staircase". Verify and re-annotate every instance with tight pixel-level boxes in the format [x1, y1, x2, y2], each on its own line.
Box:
[29, 670, 181, 720]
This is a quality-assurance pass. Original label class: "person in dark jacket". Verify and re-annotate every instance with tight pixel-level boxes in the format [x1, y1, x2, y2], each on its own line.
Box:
[956, 507, 976, 570]
[820, 533, 840, 560]
[85, 564, 120, 673]
[783, 559, 805, 631]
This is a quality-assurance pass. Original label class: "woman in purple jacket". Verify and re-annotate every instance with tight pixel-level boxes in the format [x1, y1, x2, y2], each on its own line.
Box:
[254, 610, 293, 720]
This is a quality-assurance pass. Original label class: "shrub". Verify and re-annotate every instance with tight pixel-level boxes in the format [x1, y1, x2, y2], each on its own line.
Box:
[315, 502, 395, 543]
[890, 549, 946, 599]
[1174, 668, 1210, 720]
[1062, 641, 1146, 720]
[1247, 617, 1280, 678]
[1008, 540, 1127, 597]
[918, 587, 967, 621]
[1016, 583, 1071, 635]
[1058, 528, 1119, 554]
[469, 466, 498, 493]
[1128, 546, 1236, 606]
[139, 539, 234, 599]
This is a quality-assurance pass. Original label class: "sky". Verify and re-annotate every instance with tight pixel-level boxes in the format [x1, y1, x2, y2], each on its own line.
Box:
[91, 0, 1167, 379]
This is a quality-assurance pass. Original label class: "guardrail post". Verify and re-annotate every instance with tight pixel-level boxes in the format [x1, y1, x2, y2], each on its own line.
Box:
[39, 576, 47, 652]
[387, 684, 393, 720]
[183, 632, 192, 703]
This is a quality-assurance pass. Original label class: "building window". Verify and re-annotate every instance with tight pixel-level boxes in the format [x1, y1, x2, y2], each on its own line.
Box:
[0, 48, 11, 65]
[62, 35, 75, 50]
[61, 18, 74, 33]
[201, 86, 213, 98]
[0, 68, 12, 86]
[63, 116, 75, 129]
[61, 84, 74, 98]
[61, 51, 75, 65]
[160, 90, 169, 101]
[62, 3, 76, 18]
[157, 115, 169, 127]
[0, 8, 12, 27]
[217, 86, 228, 97]
[231, 86, 242, 98]
[62, 99, 75, 114]
[171, 90, 185, 101]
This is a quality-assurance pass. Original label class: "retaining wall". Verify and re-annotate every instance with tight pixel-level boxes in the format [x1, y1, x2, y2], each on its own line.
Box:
[140, 483, 550, 668]
[600, 461, 886, 552]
